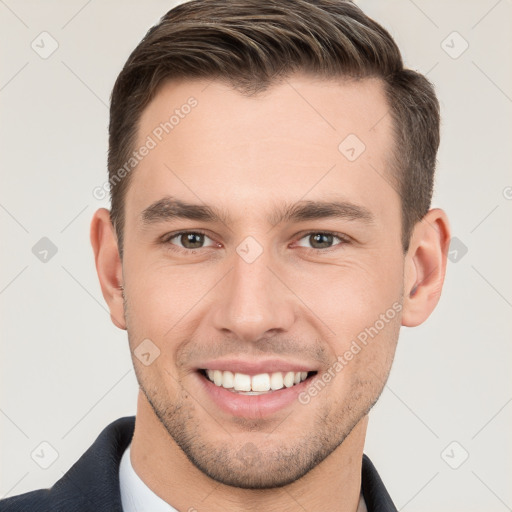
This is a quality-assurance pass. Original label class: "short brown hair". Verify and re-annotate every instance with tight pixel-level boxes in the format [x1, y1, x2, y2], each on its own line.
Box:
[108, 0, 440, 258]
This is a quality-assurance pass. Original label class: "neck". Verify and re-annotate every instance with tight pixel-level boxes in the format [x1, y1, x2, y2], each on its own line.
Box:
[130, 390, 368, 512]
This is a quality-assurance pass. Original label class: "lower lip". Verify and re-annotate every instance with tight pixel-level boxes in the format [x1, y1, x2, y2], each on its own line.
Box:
[196, 371, 315, 419]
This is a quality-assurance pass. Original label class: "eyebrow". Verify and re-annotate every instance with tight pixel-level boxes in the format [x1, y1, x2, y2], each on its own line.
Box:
[140, 195, 375, 227]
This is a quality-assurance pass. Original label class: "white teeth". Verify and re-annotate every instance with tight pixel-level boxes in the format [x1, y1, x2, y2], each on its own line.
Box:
[233, 372, 251, 391]
[283, 372, 295, 388]
[204, 369, 310, 392]
[270, 372, 284, 390]
[213, 370, 223, 387]
[222, 370, 234, 389]
[251, 373, 270, 392]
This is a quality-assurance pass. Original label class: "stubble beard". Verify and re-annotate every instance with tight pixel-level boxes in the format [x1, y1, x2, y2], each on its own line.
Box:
[124, 293, 398, 489]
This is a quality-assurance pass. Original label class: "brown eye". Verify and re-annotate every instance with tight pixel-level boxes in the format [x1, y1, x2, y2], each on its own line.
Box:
[295, 232, 348, 250]
[309, 233, 334, 249]
[179, 232, 205, 249]
[164, 231, 217, 251]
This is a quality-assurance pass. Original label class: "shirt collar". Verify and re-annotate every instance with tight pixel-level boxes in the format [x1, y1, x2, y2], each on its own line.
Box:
[120, 443, 368, 512]
[119, 445, 179, 512]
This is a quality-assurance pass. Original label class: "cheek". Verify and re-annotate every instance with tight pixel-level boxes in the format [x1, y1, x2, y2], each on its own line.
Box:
[123, 255, 200, 332]
[124, 239, 404, 348]
[293, 256, 403, 336]
[123, 260, 228, 370]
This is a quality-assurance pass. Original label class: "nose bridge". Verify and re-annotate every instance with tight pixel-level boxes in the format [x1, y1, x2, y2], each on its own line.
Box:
[211, 242, 294, 342]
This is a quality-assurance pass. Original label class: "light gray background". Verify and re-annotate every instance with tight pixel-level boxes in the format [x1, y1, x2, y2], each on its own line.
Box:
[1, 1, 511, 511]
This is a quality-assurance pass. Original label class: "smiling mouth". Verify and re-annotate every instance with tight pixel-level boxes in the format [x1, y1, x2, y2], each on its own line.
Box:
[198, 369, 317, 395]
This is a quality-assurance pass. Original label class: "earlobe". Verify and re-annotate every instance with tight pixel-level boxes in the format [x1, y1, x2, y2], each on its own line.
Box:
[90, 208, 127, 330]
[401, 208, 451, 327]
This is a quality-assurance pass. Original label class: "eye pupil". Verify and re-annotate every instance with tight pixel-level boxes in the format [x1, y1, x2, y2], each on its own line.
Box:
[181, 233, 204, 249]
[310, 233, 333, 249]
[170, 231, 342, 252]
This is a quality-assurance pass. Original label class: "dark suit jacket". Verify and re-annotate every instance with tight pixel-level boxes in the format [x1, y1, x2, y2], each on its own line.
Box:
[0, 416, 398, 511]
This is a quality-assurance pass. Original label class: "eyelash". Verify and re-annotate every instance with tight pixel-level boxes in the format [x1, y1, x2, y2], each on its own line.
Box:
[161, 230, 350, 254]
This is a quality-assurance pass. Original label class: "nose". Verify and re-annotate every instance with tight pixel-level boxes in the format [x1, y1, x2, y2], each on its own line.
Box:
[210, 247, 295, 343]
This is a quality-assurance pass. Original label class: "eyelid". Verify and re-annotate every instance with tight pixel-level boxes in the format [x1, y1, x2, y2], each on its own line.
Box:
[293, 231, 351, 250]
[162, 229, 219, 249]
[161, 229, 350, 253]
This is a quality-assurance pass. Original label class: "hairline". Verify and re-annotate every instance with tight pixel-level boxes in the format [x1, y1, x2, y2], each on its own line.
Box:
[111, 73, 410, 257]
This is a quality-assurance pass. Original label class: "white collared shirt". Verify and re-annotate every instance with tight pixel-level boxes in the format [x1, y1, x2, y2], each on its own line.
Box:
[119, 445, 179, 512]
[119, 444, 367, 512]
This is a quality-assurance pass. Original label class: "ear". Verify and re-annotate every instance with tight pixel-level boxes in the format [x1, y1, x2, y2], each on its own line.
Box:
[90, 208, 126, 330]
[402, 208, 451, 327]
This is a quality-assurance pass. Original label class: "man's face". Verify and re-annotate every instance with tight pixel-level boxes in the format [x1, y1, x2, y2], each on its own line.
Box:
[121, 75, 404, 488]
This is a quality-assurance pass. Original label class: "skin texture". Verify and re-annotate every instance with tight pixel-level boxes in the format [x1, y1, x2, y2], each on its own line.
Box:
[91, 74, 450, 512]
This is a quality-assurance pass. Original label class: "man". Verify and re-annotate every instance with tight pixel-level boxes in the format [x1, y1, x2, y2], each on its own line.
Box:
[0, 0, 450, 510]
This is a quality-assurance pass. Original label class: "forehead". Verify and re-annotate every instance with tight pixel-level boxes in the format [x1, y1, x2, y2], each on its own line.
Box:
[126, 75, 398, 227]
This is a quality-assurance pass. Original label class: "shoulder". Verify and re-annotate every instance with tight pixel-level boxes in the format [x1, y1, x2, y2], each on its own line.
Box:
[0, 416, 135, 512]
[0, 489, 52, 511]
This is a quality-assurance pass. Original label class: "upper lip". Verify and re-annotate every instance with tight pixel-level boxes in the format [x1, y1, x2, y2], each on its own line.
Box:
[196, 358, 318, 376]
